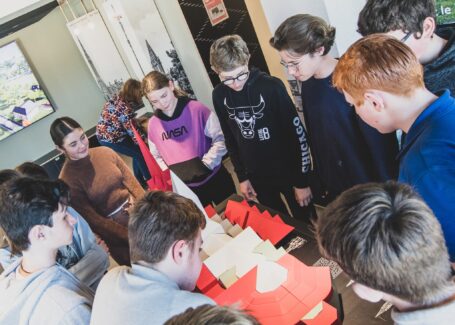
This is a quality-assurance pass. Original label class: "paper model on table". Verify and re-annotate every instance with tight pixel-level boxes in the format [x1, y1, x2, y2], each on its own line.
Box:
[170, 171, 226, 240]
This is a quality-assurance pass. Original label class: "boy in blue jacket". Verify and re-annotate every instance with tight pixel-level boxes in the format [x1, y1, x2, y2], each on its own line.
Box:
[333, 34, 455, 261]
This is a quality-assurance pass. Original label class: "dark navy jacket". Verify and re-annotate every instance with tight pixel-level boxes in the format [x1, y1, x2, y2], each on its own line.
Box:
[300, 75, 398, 203]
[398, 90, 455, 261]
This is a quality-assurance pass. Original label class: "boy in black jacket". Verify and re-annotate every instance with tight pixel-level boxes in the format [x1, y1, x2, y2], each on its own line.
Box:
[210, 35, 313, 220]
[270, 14, 398, 204]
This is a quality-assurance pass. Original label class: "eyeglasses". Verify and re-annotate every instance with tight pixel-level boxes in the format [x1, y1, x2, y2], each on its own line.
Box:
[400, 31, 413, 43]
[280, 56, 305, 70]
[221, 71, 249, 85]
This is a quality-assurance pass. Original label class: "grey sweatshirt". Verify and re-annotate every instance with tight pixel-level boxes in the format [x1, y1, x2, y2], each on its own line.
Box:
[0, 259, 94, 324]
[90, 264, 214, 325]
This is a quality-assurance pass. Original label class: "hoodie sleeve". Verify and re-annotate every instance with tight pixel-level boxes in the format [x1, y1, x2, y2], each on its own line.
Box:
[212, 90, 248, 182]
[202, 111, 227, 170]
[274, 79, 311, 188]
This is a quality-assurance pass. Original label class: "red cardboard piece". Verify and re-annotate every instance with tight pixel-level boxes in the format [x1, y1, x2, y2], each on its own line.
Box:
[204, 204, 217, 218]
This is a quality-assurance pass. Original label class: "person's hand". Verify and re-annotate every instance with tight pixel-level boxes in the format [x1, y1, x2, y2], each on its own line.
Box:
[294, 187, 313, 207]
[239, 180, 257, 201]
[95, 234, 109, 254]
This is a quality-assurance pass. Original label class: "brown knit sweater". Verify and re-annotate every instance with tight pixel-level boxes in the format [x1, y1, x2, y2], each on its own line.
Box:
[60, 147, 144, 263]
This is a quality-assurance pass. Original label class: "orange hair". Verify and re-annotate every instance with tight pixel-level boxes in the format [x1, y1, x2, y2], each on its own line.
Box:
[333, 34, 424, 105]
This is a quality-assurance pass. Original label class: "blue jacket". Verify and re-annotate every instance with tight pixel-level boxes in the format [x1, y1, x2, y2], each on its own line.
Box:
[398, 90, 455, 260]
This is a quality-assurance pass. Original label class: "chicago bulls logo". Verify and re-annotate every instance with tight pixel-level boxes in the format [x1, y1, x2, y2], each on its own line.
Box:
[224, 95, 265, 139]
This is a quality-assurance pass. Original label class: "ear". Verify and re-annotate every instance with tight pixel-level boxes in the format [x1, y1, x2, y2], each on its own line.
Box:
[171, 240, 187, 264]
[422, 17, 436, 38]
[352, 283, 384, 303]
[28, 225, 46, 245]
[364, 90, 385, 112]
[315, 46, 325, 56]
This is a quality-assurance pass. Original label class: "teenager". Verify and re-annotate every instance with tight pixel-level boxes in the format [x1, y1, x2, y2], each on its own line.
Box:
[51, 116, 145, 265]
[90, 191, 214, 324]
[316, 182, 455, 324]
[143, 71, 236, 206]
[270, 14, 398, 204]
[210, 34, 313, 220]
[96, 78, 151, 187]
[0, 177, 93, 324]
[0, 163, 109, 290]
[358, 0, 455, 94]
[332, 34, 455, 260]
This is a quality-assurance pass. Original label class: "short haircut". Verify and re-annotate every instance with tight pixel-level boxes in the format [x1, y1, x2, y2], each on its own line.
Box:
[332, 34, 424, 105]
[358, 0, 435, 37]
[164, 305, 260, 325]
[50, 116, 82, 147]
[270, 14, 335, 56]
[0, 169, 20, 186]
[316, 181, 454, 305]
[210, 35, 250, 73]
[128, 191, 206, 264]
[119, 78, 143, 104]
[15, 162, 49, 180]
[0, 177, 70, 255]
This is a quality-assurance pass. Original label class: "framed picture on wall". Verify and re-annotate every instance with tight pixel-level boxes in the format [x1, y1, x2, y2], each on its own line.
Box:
[0, 40, 55, 142]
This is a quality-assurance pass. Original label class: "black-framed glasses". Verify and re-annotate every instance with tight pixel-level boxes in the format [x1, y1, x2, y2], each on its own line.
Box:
[400, 31, 413, 43]
[221, 71, 249, 85]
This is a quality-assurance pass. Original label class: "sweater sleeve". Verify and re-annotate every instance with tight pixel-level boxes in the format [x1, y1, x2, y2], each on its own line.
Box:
[212, 91, 248, 182]
[148, 138, 168, 171]
[356, 116, 399, 180]
[113, 151, 145, 200]
[202, 111, 227, 170]
[274, 80, 311, 188]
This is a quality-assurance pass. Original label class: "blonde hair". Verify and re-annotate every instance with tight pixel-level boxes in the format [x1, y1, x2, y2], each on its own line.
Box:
[333, 34, 424, 105]
[142, 71, 186, 97]
[210, 35, 250, 73]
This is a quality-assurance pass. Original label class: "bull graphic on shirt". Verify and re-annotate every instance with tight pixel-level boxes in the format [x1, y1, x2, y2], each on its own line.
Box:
[224, 95, 265, 139]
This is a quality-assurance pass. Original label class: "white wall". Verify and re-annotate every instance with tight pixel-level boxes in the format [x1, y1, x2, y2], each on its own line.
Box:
[0, 8, 105, 169]
[323, 0, 366, 55]
[260, 0, 339, 56]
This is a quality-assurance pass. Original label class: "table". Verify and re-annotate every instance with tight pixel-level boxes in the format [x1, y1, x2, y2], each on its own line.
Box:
[216, 195, 393, 325]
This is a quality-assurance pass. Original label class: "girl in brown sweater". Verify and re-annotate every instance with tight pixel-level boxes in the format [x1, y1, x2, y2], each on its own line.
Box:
[50, 117, 144, 265]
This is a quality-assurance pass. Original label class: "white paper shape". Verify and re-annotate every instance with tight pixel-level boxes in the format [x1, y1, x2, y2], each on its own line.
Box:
[170, 171, 225, 240]
[236, 252, 266, 278]
[220, 219, 233, 232]
[202, 233, 232, 256]
[204, 227, 263, 278]
[256, 261, 288, 293]
[302, 302, 323, 320]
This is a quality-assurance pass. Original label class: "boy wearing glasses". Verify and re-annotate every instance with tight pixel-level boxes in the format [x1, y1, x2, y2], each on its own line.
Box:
[210, 34, 314, 220]
[270, 14, 398, 205]
[358, 0, 455, 95]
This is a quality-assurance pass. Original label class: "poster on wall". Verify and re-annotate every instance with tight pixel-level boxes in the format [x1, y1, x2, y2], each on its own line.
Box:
[102, 0, 195, 97]
[436, 0, 455, 25]
[0, 41, 55, 142]
[203, 0, 229, 26]
[67, 10, 131, 101]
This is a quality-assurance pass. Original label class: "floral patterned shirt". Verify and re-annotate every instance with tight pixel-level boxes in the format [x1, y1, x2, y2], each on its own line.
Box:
[96, 95, 144, 143]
